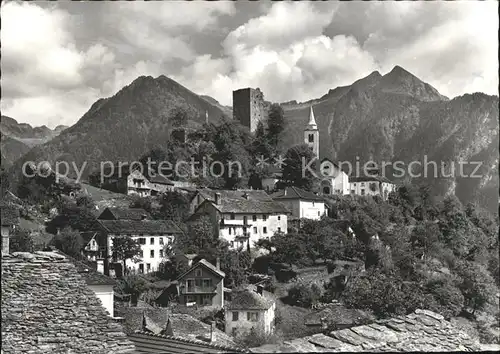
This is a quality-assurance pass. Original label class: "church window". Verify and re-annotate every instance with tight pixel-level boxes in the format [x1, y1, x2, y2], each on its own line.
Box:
[308, 134, 314, 143]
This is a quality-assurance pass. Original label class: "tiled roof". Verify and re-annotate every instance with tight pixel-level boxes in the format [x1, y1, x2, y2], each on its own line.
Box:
[148, 174, 174, 185]
[271, 186, 324, 202]
[71, 258, 117, 286]
[116, 307, 240, 351]
[98, 207, 151, 221]
[177, 259, 225, 280]
[208, 199, 290, 215]
[250, 309, 481, 352]
[227, 289, 274, 311]
[0, 202, 20, 226]
[1, 251, 136, 353]
[99, 219, 183, 235]
[128, 331, 244, 353]
[349, 175, 393, 184]
[196, 189, 274, 203]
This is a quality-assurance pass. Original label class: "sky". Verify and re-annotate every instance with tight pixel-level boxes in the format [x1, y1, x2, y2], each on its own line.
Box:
[1, 1, 498, 128]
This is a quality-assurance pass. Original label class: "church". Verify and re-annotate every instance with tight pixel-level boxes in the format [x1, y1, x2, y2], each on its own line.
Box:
[303, 105, 396, 200]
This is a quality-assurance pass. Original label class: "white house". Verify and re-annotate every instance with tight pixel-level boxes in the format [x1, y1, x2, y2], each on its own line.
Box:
[74, 260, 116, 317]
[100, 219, 184, 274]
[225, 286, 276, 337]
[318, 158, 350, 196]
[349, 176, 397, 200]
[191, 191, 290, 250]
[271, 186, 326, 220]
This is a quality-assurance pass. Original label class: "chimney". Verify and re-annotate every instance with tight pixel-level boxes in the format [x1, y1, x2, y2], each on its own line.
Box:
[210, 321, 216, 343]
[96, 258, 105, 274]
[215, 257, 220, 270]
[214, 193, 221, 205]
[141, 214, 147, 220]
[284, 188, 287, 196]
[242, 192, 249, 200]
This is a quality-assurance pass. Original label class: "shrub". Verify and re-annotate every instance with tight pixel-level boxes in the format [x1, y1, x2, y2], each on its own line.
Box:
[286, 283, 322, 308]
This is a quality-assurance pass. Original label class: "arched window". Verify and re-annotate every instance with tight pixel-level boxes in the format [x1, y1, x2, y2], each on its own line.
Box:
[323, 186, 331, 194]
[308, 134, 314, 142]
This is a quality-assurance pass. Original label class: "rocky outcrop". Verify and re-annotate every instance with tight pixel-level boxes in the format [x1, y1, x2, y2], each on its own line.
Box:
[1, 251, 136, 354]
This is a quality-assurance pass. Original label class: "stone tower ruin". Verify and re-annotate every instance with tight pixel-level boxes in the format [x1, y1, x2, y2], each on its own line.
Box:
[232, 88, 266, 133]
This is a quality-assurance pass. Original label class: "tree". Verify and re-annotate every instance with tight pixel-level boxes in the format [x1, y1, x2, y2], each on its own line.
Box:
[46, 196, 98, 234]
[221, 249, 252, 288]
[52, 227, 84, 258]
[111, 236, 142, 276]
[286, 283, 322, 308]
[267, 103, 286, 148]
[157, 191, 190, 222]
[129, 195, 153, 214]
[117, 275, 149, 306]
[281, 144, 317, 191]
[9, 228, 35, 253]
[454, 261, 497, 315]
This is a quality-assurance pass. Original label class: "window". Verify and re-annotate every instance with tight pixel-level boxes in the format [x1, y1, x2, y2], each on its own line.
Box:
[201, 294, 212, 305]
[141, 250, 144, 258]
[138, 238, 146, 245]
[361, 189, 365, 196]
[243, 216, 248, 224]
[232, 312, 239, 321]
[252, 215, 257, 221]
[312, 202, 315, 207]
[195, 268, 202, 277]
[150, 238, 154, 245]
[231, 241, 235, 248]
[160, 250, 164, 258]
[318, 211, 321, 216]
[277, 216, 281, 221]
[263, 215, 267, 221]
[203, 279, 212, 288]
[139, 264, 144, 273]
[229, 228, 232, 235]
[230, 213, 235, 220]
[308, 134, 314, 143]
[277, 227, 281, 233]
[247, 312, 259, 322]
[159, 237, 164, 245]
[253, 227, 258, 234]
[361, 182, 365, 187]
[232, 328, 237, 337]
[263, 227, 267, 234]
[195, 279, 202, 287]
[146, 263, 151, 272]
[323, 187, 331, 194]
[150, 250, 155, 258]
[351, 190, 355, 194]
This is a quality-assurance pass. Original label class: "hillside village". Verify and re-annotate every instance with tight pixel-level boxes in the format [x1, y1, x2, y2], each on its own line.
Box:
[1, 80, 499, 353]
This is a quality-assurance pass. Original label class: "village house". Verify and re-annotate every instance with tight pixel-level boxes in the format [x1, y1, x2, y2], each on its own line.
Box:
[191, 191, 290, 250]
[318, 158, 350, 196]
[349, 175, 397, 200]
[176, 258, 225, 307]
[1, 201, 19, 254]
[271, 186, 326, 220]
[225, 285, 276, 338]
[99, 217, 183, 275]
[1, 251, 136, 353]
[261, 165, 283, 193]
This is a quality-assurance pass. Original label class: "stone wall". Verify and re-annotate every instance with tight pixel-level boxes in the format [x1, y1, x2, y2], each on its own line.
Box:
[1, 252, 136, 354]
[233, 88, 266, 132]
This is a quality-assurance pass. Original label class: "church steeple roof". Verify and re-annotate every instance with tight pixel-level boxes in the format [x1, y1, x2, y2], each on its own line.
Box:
[306, 105, 318, 130]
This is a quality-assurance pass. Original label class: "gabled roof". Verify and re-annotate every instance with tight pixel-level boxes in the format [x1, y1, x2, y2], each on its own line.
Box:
[149, 173, 174, 185]
[1, 252, 135, 353]
[349, 175, 394, 183]
[227, 289, 274, 311]
[250, 309, 481, 353]
[70, 256, 116, 286]
[177, 259, 225, 280]
[194, 189, 274, 203]
[99, 219, 183, 235]
[98, 207, 151, 221]
[271, 186, 324, 202]
[200, 198, 291, 215]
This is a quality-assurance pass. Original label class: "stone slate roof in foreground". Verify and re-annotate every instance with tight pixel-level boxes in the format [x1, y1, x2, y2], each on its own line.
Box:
[1, 251, 136, 354]
[250, 309, 481, 353]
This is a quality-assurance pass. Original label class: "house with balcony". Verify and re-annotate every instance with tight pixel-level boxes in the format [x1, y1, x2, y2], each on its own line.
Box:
[271, 186, 326, 220]
[176, 258, 225, 307]
[225, 285, 276, 338]
[191, 191, 290, 250]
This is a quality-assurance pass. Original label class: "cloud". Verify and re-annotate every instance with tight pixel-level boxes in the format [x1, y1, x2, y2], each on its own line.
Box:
[1, 1, 497, 128]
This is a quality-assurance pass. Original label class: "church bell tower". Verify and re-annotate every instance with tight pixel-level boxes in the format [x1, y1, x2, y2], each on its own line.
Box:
[304, 105, 319, 158]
